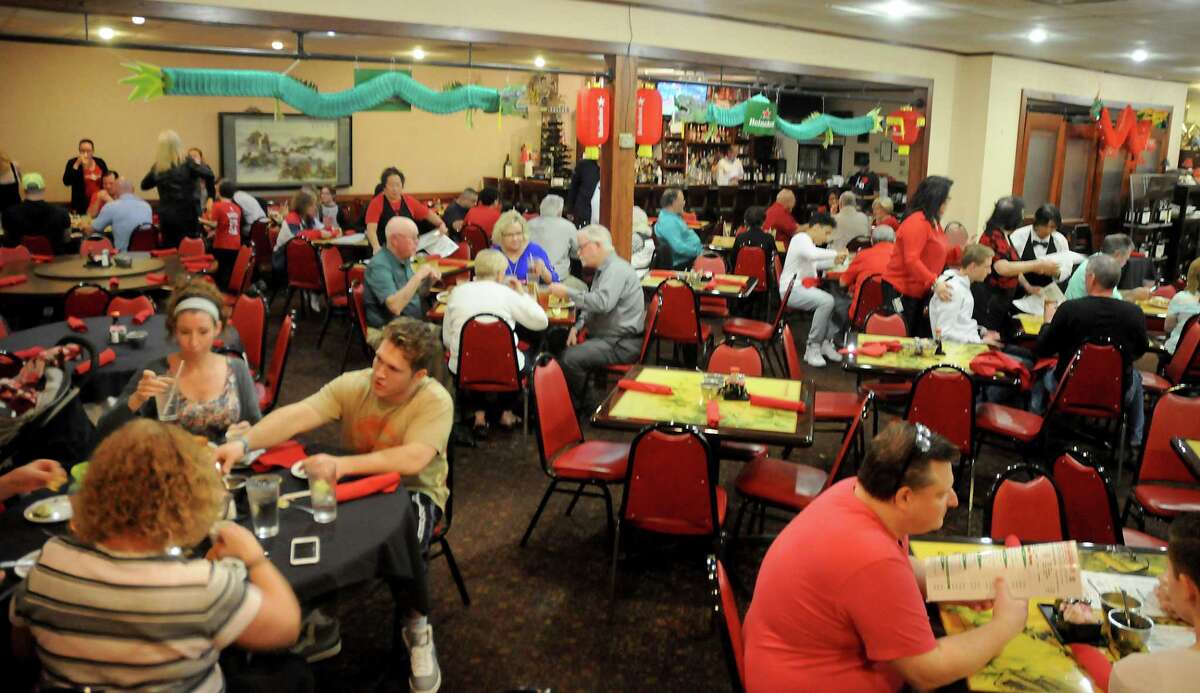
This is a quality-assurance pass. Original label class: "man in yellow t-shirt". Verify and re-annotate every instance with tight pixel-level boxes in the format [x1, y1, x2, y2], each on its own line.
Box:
[214, 316, 452, 693]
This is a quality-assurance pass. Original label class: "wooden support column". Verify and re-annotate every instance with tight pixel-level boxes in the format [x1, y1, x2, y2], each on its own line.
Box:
[599, 53, 637, 259]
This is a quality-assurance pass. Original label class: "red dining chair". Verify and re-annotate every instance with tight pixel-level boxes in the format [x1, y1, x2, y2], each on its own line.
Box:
[706, 341, 764, 377]
[708, 556, 746, 693]
[864, 310, 907, 337]
[781, 323, 868, 449]
[79, 235, 115, 257]
[693, 253, 730, 319]
[178, 235, 206, 258]
[346, 262, 367, 288]
[221, 245, 255, 303]
[857, 309, 913, 433]
[603, 294, 660, 382]
[611, 423, 725, 599]
[250, 219, 274, 277]
[651, 280, 713, 367]
[107, 295, 154, 317]
[127, 224, 161, 252]
[984, 464, 1068, 543]
[0, 246, 31, 267]
[340, 281, 371, 373]
[1141, 314, 1200, 396]
[733, 245, 771, 320]
[449, 240, 470, 261]
[723, 277, 795, 377]
[63, 283, 112, 319]
[1053, 453, 1166, 548]
[521, 354, 630, 547]
[255, 310, 296, 413]
[0, 315, 8, 341]
[462, 224, 490, 258]
[283, 238, 325, 317]
[1123, 386, 1200, 527]
[20, 235, 53, 256]
[1154, 285, 1177, 299]
[456, 314, 527, 433]
[231, 292, 268, 377]
[906, 365, 977, 516]
[317, 247, 350, 348]
[850, 275, 885, 331]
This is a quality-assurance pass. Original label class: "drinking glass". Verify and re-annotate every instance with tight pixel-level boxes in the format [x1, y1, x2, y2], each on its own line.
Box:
[155, 378, 180, 422]
[305, 458, 338, 524]
[246, 475, 281, 538]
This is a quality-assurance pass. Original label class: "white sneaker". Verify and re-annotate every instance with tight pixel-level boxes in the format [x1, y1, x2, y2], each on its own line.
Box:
[308, 292, 322, 313]
[821, 340, 843, 363]
[402, 623, 442, 693]
[803, 344, 827, 368]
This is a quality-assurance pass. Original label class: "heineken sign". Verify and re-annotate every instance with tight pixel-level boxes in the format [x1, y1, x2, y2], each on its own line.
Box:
[743, 100, 776, 136]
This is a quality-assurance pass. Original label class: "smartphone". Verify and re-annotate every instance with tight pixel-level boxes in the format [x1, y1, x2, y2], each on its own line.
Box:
[290, 536, 320, 566]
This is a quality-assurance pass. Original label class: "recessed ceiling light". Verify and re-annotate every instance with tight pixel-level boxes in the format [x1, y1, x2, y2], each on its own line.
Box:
[1028, 27, 1047, 43]
[271, 40, 284, 50]
[326, 30, 336, 37]
[97, 27, 115, 40]
[534, 55, 546, 68]
[879, 0, 917, 18]
[412, 47, 426, 60]
[131, 16, 145, 26]
[1131, 48, 1149, 62]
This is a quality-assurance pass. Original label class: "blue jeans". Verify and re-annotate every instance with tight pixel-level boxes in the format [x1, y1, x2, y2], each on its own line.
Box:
[1031, 368, 1144, 444]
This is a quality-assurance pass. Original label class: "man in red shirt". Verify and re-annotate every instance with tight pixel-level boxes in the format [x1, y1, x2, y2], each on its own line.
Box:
[463, 186, 502, 235]
[86, 170, 120, 218]
[199, 179, 243, 289]
[763, 189, 799, 245]
[840, 225, 895, 325]
[743, 423, 1029, 692]
[364, 167, 447, 253]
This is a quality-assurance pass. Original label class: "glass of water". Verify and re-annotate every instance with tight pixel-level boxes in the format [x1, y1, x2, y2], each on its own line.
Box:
[246, 475, 281, 538]
[155, 381, 180, 422]
[305, 458, 338, 524]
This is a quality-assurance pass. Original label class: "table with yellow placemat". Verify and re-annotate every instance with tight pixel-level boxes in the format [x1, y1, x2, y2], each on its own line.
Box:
[1138, 298, 1169, 319]
[842, 333, 996, 380]
[640, 272, 758, 299]
[591, 365, 813, 447]
[1012, 313, 1167, 352]
[425, 300, 575, 327]
[706, 234, 786, 255]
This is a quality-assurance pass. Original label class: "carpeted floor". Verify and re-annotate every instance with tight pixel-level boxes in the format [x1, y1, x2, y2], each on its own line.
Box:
[258, 298, 1166, 693]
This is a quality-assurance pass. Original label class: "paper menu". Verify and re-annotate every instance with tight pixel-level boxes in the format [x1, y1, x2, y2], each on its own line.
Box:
[1081, 571, 1164, 619]
[417, 230, 460, 257]
[925, 541, 1084, 602]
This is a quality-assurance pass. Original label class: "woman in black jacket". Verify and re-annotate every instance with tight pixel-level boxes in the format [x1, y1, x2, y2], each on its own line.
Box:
[141, 130, 214, 247]
[62, 138, 108, 214]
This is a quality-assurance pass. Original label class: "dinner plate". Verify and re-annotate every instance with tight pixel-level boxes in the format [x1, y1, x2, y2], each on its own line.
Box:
[12, 550, 40, 579]
[291, 461, 307, 480]
[24, 495, 72, 524]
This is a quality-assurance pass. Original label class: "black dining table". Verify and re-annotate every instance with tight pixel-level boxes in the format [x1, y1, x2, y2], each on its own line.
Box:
[0, 314, 241, 402]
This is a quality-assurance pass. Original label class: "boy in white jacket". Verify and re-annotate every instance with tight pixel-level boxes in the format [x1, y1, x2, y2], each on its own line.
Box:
[929, 244, 1001, 345]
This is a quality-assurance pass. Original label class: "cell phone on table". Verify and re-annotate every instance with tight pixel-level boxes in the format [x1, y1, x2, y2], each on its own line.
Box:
[290, 536, 320, 566]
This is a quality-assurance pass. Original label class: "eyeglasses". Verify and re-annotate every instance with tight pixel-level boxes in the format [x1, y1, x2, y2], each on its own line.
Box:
[891, 423, 932, 495]
[501, 231, 524, 238]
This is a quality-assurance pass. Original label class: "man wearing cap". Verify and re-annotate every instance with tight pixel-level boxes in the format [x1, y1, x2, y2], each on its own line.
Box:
[1, 173, 71, 255]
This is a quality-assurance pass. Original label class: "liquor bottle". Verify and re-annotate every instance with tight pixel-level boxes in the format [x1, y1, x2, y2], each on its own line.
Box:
[503, 154, 513, 179]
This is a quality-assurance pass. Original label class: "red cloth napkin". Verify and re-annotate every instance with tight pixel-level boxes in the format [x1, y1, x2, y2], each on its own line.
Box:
[1067, 644, 1112, 692]
[133, 309, 153, 325]
[182, 253, 216, 262]
[706, 400, 721, 427]
[108, 277, 120, 290]
[31, 254, 54, 263]
[617, 379, 673, 395]
[0, 274, 28, 287]
[75, 348, 115, 375]
[702, 280, 718, 291]
[1032, 357, 1058, 373]
[298, 231, 324, 242]
[439, 258, 470, 267]
[801, 277, 821, 288]
[336, 472, 402, 502]
[648, 269, 676, 278]
[150, 248, 178, 257]
[749, 394, 806, 413]
[841, 340, 903, 358]
[250, 441, 307, 472]
[67, 316, 88, 332]
[145, 272, 168, 285]
[13, 346, 43, 360]
[969, 351, 1031, 391]
[714, 276, 746, 286]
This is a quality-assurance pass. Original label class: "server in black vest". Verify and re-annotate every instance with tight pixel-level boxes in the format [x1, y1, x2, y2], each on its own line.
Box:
[363, 167, 447, 253]
[1008, 203, 1072, 298]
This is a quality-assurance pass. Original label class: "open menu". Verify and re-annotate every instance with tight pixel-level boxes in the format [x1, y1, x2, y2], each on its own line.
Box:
[925, 541, 1084, 602]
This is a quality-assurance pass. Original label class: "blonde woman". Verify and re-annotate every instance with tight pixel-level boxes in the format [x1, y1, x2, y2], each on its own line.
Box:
[10, 419, 301, 691]
[0, 148, 21, 212]
[444, 248, 548, 433]
[141, 129, 214, 246]
[1166, 257, 1200, 354]
[492, 209, 558, 283]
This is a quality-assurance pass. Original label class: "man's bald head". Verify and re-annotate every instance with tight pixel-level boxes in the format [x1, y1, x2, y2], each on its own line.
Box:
[385, 216, 420, 259]
[776, 188, 795, 210]
[116, 177, 134, 196]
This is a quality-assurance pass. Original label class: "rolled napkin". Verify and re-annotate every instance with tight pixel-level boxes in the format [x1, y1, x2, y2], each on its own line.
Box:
[66, 316, 88, 332]
[132, 308, 153, 325]
[75, 347, 115, 375]
[801, 277, 821, 288]
[150, 248, 178, 257]
[0, 274, 28, 287]
[648, 269, 676, 278]
[845, 340, 903, 358]
[702, 280, 718, 291]
[336, 472, 402, 502]
[1067, 644, 1111, 692]
[706, 399, 721, 427]
[251, 440, 307, 472]
[182, 253, 215, 262]
[617, 379, 673, 395]
[969, 351, 1031, 390]
[145, 272, 168, 284]
[439, 258, 470, 267]
[13, 346, 44, 360]
[714, 276, 747, 286]
[108, 277, 120, 290]
[30, 254, 54, 263]
[749, 394, 806, 413]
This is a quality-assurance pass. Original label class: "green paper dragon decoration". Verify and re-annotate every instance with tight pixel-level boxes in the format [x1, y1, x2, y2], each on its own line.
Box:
[676, 93, 883, 145]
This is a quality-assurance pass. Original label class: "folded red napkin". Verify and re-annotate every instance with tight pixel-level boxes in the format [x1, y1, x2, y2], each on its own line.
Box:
[1032, 356, 1058, 373]
[67, 316, 88, 332]
[1067, 644, 1111, 692]
[75, 348, 115, 375]
[801, 277, 821, 288]
[336, 472, 402, 502]
[31, 254, 54, 263]
[439, 258, 469, 267]
[714, 276, 746, 286]
[702, 280, 718, 291]
[1005, 535, 1021, 548]
[706, 399, 721, 427]
[749, 394, 806, 413]
[0, 274, 28, 287]
[108, 277, 120, 290]
[851, 342, 889, 357]
[969, 351, 1031, 391]
[648, 270, 675, 278]
[617, 379, 673, 395]
[150, 248, 178, 257]
[182, 253, 215, 262]
[250, 441, 307, 472]
[13, 346, 44, 360]
[133, 309, 153, 325]
[145, 272, 168, 285]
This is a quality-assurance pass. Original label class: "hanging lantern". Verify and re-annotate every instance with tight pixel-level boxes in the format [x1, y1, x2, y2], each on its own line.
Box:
[1127, 118, 1153, 162]
[635, 87, 663, 158]
[885, 105, 925, 156]
[576, 86, 611, 160]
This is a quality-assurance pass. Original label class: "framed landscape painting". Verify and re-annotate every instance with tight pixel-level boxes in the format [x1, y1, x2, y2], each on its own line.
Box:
[219, 112, 352, 189]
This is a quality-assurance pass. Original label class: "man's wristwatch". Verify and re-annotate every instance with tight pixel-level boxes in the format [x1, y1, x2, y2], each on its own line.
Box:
[235, 437, 251, 457]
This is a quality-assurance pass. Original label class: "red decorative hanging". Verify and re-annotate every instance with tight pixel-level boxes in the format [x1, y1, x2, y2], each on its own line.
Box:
[1098, 105, 1136, 155]
[1127, 118, 1153, 162]
[576, 86, 611, 160]
[634, 88, 663, 158]
[885, 105, 925, 156]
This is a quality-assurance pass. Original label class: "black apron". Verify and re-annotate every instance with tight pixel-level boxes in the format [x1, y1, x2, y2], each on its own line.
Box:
[372, 194, 435, 248]
[1020, 233, 1061, 289]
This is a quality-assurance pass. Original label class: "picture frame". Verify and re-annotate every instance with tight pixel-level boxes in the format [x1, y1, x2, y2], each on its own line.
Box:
[879, 139, 894, 163]
[218, 112, 353, 189]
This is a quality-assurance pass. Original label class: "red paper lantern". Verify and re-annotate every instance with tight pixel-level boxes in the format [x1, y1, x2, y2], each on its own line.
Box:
[576, 86, 611, 160]
[885, 105, 925, 156]
[1127, 118, 1153, 162]
[635, 88, 663, 158]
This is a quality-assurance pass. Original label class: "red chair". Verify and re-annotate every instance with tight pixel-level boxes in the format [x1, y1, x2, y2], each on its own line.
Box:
[250, 219, 273, 277]
[708, 556, 745, 692]
[64, 283, 112, 319]
[346, 262, 366, 287]
[127, 224, 160, 252]
[1141, 314, 1200, 396]
[456, 314, 527, 433]
[733, 245, 771, 319]
[1153, 285, 1177, 299]
[231, 292, 268, 377]
[611, 423, 725, 597]
[1123, 386, 1200, 527]
[864, 310, 907, 337]
[906, 366, 977, 516]
[603, 294, 660, 381]
[1053, 453, 1166, 548]
[462, 223, 490, 258]
[20, 235, 53, 256]
[723, 277, 795, 376]
[0, 315, 8, 341]
[283, 238, 325, 318]
[107, 295, 154, 316]
[693, 253, 730, 319]
[222, 245, 255, 302]
[782, 323, 868, 451]
[178, 236, 206, 257]
[255, 310, 296, 413]
[340, 281, 371, 373]
[984, 464, 1068, 543]
[429, 444, 470, 606]
[850, 274, 885, 330]
[651, 280, 712, 367]
[858, 309, 913, 433]
[0, 246, 31, 267]
[317, 247, 350, 348]
[449, 240, 470, 261]
[521, 355, 630, 547]
[79, 235, 115, 257]
[706, 341, 764, 377]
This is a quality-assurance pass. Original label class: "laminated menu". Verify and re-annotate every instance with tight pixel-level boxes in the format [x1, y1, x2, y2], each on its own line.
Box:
[924, 540, 1084, 602]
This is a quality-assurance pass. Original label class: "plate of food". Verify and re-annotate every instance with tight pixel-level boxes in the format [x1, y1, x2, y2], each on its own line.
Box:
[8, 550, 40, 579]
[24, 495, 72, 523]
[291, 461, 307, 480]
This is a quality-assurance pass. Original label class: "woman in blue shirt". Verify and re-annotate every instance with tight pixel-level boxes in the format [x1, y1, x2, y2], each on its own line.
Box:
[492, 209, 559, 284]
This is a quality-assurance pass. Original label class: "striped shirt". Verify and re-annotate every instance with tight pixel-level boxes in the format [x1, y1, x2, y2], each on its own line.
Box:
[9, 536, 262, 692]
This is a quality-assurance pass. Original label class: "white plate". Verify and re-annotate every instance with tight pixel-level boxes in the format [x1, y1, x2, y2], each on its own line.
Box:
[24, 495, 72, 524]
[12, 550, 40, 579]
[291, 461, 307, 480]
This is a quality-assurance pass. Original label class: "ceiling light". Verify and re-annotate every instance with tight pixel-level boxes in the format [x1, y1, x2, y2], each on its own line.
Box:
[97, 27, 115, 40]
[879, 0, 917, 18]
[326, 30, 336, 37]
[534, 55, 546, 68]
[412, 47, 426, 60]
[131, 16, 145, 25]
[271, 40, 284, 50]
[1028, 27, 1047, 43]
[1131, 48, 1149, 62]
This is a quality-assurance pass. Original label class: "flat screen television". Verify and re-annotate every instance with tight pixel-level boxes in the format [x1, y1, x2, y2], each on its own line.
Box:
[657, 82, 708, 117]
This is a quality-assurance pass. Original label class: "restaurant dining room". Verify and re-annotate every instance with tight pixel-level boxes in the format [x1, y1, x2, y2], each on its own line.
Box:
[2, 0, 1200, 691]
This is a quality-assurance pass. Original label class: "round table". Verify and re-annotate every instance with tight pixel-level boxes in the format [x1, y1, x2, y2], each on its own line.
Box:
[33, 256, 166, 280]
[0, 252, 217, 301]
[0, 314, 241, 402]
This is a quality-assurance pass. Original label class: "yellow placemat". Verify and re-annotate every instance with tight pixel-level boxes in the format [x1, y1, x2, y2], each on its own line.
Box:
[708, 235, 786, 253]
[428, 302, 569, 322]
[1187, 439, 1200, 460]
[1138, 299, 1169, 318]
[606, 367, 801, 434]
[852, 334, 990, 372]
[640, 274, 751, 295]
[1017, 313, 1044, 336]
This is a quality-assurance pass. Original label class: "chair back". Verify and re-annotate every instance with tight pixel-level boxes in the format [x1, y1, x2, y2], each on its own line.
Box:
[462, 224, 490, 258]
[824, 393, 871, 490]
[709, 557, 745, 693]
[1138, 386, 1200, 484]
[532, 355, 585, 469]
[782, 323, 802, 379]
[851, 274, 885, 329]
[651, 234, 674, 271]
[732, 246, 769, 294]
[250, 220, 273, 273]
[620, 423, 720, 536]
[653, 280, 704, 343]
[320, 247, 347, 300]
[457, 314, 521, 393]
[231, 293, 268, 374]
[64, 283, 112, 318]
[20, 235, 53, 256]
[127, 224, 160, 252]
[706, 342, 764, 377]
[350, 281, 369, 343]
[450, 241, 471, 261]
[985, 464, 1068, 543]
[347, 262, 367, 287]
[227, 245, 254, 295]
[864, 310, 907, 337]
[693, 252, 726, 276]
[178, 236, 206, 257]
[906, 366, 974, 457]
[773, 277, 796, 332]
[0, 246, 31, 266]
[107, 295, 154, 316]
[1046, 340, 1124, 420]
[261, 310, 296, 412]
[1164, 313, 1200, 385]
[285, 238, 324, 291]
[1153, 285, 1177, 299]
[1052, 453, 1122, 545]
[79, 235, 115, 257]
[631, 294, 661, 365]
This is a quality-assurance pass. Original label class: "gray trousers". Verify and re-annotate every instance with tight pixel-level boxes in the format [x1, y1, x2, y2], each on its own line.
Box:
[561, 334, 643, 407]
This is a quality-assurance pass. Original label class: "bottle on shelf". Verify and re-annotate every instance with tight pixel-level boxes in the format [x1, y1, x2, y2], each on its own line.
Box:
[503, 154, 513, 179]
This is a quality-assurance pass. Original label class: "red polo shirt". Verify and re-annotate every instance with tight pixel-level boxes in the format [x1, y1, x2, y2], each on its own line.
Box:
[464, 205, 502, 234]
[764, 203, 799, 245]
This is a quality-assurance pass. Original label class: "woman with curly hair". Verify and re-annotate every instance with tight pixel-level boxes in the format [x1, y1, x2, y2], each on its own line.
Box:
[10, 419, 301, 691]
[98, 278, 260, 442]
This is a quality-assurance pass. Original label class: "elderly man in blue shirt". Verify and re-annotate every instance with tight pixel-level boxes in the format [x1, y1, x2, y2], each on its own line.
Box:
[653, 187, 702, 269]
[84, 177, 152, 251]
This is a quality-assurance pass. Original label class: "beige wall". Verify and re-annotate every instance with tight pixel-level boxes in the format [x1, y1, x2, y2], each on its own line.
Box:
[0, 40, 582, 200]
